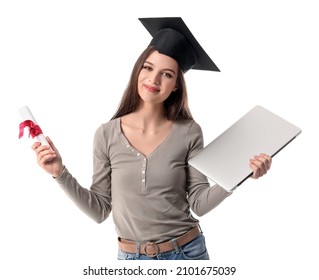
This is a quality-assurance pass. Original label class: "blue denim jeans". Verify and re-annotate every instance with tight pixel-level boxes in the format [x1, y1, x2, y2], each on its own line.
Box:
[118, 233, 209, 260]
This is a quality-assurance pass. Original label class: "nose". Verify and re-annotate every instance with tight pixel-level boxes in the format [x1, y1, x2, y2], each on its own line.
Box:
[149, 72, 161, 85]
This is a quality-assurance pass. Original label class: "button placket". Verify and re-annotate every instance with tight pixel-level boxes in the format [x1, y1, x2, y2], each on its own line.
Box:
[141, 157, 147, 192]
[124, 141, 148, 193]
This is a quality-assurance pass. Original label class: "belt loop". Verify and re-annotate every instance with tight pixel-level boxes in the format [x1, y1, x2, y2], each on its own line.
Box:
[171, 238, 180, 254]
[136, 241, 141, 258]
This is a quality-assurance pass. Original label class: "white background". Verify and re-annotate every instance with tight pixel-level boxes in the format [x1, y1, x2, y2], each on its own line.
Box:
[1, 0, 318, 279]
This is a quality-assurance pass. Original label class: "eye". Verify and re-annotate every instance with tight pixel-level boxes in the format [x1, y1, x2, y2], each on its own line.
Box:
[142, 65, 152, 71]
[162, 72, 173, 78]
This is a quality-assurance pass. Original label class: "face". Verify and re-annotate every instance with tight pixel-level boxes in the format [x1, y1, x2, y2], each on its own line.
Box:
[137, 50, 178, 106]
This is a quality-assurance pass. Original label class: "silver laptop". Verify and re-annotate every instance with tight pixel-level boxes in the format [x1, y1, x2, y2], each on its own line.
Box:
[188, 105, 301, 192]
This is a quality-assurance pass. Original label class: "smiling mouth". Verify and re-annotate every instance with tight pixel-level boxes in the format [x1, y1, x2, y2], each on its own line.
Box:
[144, 84, 160, 93]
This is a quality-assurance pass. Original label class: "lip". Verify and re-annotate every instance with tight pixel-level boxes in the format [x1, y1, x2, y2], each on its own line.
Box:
[144, 84, 160, 93]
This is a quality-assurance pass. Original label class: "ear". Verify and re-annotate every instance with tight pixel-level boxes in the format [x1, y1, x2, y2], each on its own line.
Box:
[172, 85, 178, 92]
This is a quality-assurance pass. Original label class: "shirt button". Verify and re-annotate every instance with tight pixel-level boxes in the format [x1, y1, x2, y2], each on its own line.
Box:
[137, 153, 140, 156]
[142, 179, 145, 183]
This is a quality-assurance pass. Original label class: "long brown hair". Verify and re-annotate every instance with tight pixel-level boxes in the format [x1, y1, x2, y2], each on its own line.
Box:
[111, 46, 193, 121]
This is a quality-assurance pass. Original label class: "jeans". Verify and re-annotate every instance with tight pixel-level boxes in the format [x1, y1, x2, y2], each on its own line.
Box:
[117, 233, 209, 260]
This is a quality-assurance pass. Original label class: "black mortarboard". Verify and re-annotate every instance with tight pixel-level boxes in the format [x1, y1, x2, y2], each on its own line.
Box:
[139, 17, 220, 73]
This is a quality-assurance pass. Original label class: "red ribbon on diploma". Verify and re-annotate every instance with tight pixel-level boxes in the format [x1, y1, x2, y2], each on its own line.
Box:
[19, 120, 43, 139]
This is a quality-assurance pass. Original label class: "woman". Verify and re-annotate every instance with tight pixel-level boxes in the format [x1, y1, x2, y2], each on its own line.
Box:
[32, 18, 272, 260]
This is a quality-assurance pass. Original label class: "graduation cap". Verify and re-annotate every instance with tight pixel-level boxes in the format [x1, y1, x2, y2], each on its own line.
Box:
[139, 17, 220, 73]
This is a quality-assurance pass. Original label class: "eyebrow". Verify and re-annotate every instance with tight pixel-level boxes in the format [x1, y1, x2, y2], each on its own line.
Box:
[144, 61, 176, 75]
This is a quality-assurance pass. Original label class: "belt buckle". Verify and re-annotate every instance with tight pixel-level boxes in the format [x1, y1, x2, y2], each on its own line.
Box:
[143, 242, 159, 257]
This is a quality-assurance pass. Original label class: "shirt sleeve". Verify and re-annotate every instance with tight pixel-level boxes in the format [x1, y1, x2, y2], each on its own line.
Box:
[54, 124, 112, 223]
[186, 121, 232, 217]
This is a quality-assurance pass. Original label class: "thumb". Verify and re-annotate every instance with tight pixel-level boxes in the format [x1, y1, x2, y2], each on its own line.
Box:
[46, 136, 59, 153]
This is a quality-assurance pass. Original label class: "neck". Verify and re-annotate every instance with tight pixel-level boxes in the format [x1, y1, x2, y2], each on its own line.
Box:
[131, 103, 168, 131]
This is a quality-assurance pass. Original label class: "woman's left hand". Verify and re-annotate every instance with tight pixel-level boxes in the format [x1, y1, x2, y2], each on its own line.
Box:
[249, 153, 272, 179]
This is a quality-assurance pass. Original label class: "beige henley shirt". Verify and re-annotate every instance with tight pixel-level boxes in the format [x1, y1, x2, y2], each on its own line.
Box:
[55, 118, 231, 242]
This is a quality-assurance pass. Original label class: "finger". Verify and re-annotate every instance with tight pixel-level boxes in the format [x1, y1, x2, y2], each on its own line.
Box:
[260, 153, 272, 161]
[260, 153, 272, 170]
[254, 156, 267, 172]
[249, 161, 260, 179]
[34, 144, 51, 156]
[250, 156, 268, 178]
[38, 150, 56, 166]
[46, 136, 59, 155]
[255, 154, 271, 171]
[31, 142, 42, 151]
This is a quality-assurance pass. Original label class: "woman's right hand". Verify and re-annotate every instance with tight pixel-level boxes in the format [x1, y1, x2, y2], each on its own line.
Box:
[32, 136, 64, 178]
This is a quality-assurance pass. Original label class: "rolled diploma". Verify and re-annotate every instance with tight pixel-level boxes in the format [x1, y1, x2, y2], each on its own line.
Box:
[18, 106, 50, 147]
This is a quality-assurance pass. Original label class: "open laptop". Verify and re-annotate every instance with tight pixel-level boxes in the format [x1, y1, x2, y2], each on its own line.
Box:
[188, 105, 301, 192]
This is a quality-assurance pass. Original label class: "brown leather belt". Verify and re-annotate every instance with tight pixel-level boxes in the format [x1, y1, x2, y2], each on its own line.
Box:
[118, 226, 200, 257]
